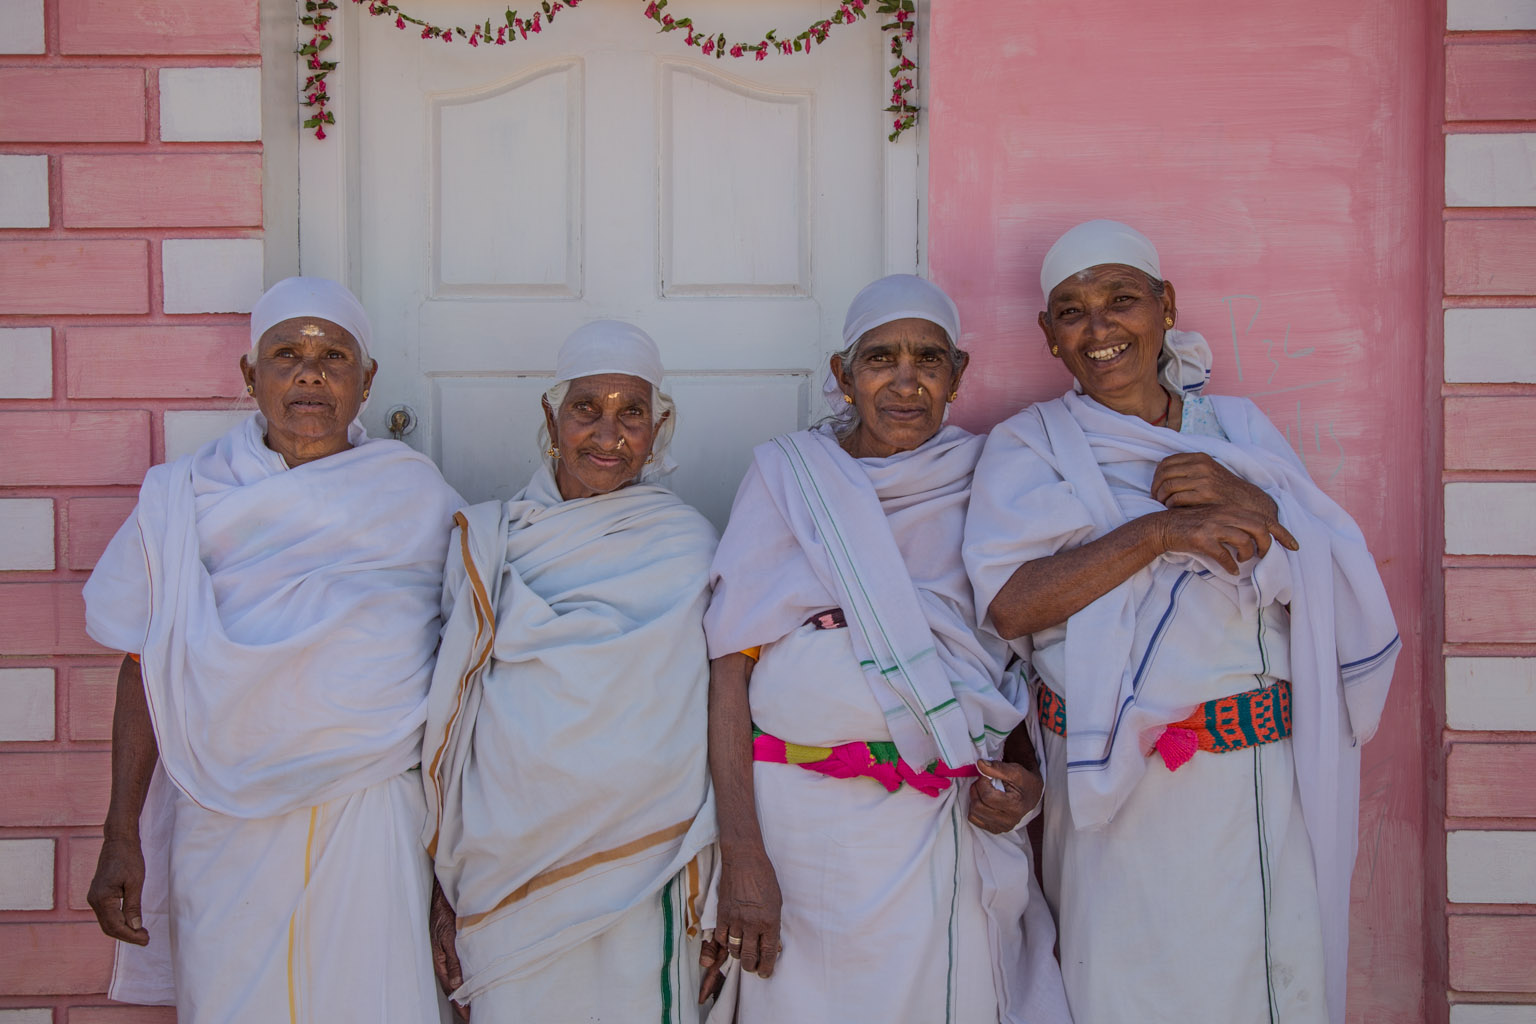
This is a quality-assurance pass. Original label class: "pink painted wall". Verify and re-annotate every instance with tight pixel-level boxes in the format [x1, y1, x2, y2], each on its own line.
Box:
[925, 2, 1437, 1021]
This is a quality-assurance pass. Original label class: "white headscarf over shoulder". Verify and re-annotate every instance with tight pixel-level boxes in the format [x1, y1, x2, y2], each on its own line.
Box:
[822, 273, 963, 425]
[1040, 219, 1211, 397]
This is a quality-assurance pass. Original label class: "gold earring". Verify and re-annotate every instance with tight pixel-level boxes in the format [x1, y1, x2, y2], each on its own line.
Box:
[1050, 345, 1059, 356]
[645, 453, 655, 464]
[948, 391, 958, 402]
[362, 388, 370, 400]
[1164, 317, 1174, 328]
[546, 446, 559, 458]
[843, 394, 854, 404]
[246, 384, 254, 395]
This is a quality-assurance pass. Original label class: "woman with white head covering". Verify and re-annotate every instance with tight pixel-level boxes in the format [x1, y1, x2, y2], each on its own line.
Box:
[82, 276, 463, 1019]
[963, 220, 1400, 1024]
[700, 275, 1071, 1024]
[423, 320, 718, 1021]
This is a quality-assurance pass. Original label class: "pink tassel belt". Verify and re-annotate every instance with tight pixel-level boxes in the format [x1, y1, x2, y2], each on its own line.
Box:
[751, 726, 977, 798]
[1036, 679, 1293, 772]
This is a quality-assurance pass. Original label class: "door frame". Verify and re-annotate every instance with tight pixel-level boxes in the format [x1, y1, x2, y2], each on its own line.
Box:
[261, 0, 930, 306]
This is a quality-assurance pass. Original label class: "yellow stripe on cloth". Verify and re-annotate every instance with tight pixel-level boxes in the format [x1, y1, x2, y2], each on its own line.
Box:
[287, 805, 319, 1024]
[459, 817, 695, 930]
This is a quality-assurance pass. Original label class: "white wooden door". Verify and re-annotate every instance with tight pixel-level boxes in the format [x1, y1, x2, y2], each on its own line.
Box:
[297, 0, 918, 526]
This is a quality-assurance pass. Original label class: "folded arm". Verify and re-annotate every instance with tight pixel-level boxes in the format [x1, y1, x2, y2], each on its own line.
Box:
[989, 454, 1297, 641]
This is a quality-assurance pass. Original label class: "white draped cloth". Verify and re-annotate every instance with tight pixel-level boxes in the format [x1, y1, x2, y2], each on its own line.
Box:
[705, 425, 1071, 1024]
[964, 392, 1399, 1024]
[82, 413, 463, 1019]
[424, 464, 718, 1014]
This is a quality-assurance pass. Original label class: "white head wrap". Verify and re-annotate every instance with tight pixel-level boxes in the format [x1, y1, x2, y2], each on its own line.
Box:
[547, 319, 677, 477]
[555, 319, 665, 387]
[1040, 219, 1212, 397]
[1039, 219, 1161, 299]
[823, 274, 962, 422]
[249, 276, 374, 358]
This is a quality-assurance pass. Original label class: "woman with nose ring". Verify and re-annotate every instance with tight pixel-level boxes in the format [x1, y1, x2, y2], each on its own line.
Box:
[963, 220, 1400, 1024]
[699, 275, 1070, 1024]
[423, 320, 718, 1021]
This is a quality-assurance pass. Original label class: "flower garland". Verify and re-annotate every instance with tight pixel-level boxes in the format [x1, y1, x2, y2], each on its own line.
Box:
[299, 0, 917, 142]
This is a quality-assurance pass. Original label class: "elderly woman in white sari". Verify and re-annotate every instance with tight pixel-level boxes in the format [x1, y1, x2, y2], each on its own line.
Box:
[424, 320, 718, 1022]
[963, 220, 1401, 1024]
[82, 277, 462, 1020]
[700, 275, 1071, 1024]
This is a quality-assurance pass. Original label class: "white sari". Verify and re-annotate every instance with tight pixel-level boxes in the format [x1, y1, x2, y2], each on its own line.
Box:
[964, 392, 1399, 1024]
[705, 425, 1071, 1024]
[424, 464, 718, 1019]
[83, 413, 462, 1020]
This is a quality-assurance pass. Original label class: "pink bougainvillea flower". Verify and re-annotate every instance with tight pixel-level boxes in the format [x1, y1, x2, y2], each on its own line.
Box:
[395, 15, 404, 29]
[729, 43, 743, 57]
[643, 1, 657, 17]
[420, 26, 431, 37]
[315, 126, 327, 140]
[755, 47, 766, 60]
[442, 30, 452, 42]
[530, 13, 541, 32]
[468, 32, 478, 46]
[702, 37, 715, 54]
[496, 26, 506, 43]
[895, 9, 909, 22]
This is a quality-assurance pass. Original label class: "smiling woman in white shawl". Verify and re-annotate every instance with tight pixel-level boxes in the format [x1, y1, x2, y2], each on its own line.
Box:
[81, 277, 463, 1020]
[962, 220, 1401, 1024]
[423, 320, 718, 1022]
[700, 275, 1071, 1024]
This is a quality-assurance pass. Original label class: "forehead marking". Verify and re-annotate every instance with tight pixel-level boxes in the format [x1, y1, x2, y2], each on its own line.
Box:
[299, 323, 326, 337]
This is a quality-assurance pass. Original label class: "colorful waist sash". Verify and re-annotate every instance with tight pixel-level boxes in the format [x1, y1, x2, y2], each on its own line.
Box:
[751, 726, 977, 798]
[1035, 678, 1293, 772]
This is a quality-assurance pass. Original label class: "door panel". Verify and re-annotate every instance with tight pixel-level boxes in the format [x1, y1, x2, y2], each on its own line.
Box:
[320, 0, 905, 521]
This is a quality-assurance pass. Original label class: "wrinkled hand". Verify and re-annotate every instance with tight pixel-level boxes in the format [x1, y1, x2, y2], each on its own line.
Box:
[430, 878, 470, 1020]
[1153, 452, 1280, 520]
[87, 835, 150, 945]
[711, 846, 782, 982]
[698, 934, 728, 1004]
[967, 760, 1043, 834]
[1155, 504, 1298, 575]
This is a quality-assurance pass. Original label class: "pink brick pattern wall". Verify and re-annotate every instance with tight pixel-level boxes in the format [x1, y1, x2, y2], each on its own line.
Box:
[1441, 16, 1536, 1020]
[0, 0, 259, 1017]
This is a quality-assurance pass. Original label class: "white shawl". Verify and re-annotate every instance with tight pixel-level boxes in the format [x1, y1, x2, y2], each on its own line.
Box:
[424, 465, 718, 1001]
[84, 413, 463, 818]
[964, 391, 1399, 1024]
[705, 425, 1020, 771]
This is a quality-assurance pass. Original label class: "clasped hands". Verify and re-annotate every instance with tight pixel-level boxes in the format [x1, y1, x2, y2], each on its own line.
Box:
[1149, 452, 1298, 573]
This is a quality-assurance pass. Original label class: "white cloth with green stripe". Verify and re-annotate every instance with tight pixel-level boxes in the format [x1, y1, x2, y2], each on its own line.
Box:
[704, 424, 1071, 1024]
[706, 425, 1021, 769]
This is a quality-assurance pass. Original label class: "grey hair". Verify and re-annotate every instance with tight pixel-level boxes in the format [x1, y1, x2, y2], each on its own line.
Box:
[822, 324, 966, 438]
[537, 378, 678, 480]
